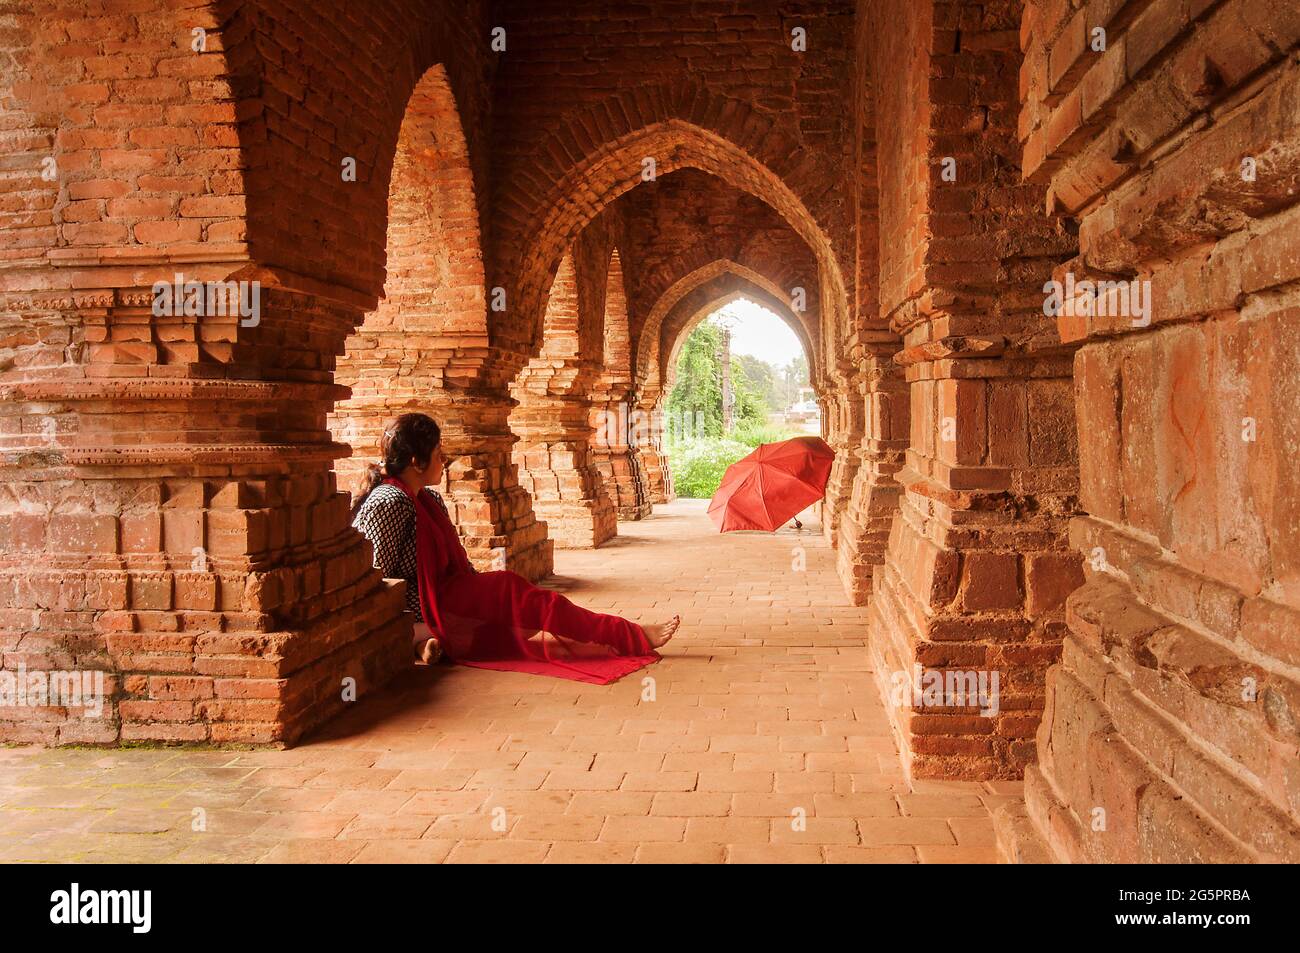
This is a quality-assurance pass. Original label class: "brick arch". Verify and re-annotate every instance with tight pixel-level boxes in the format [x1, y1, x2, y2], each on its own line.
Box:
[660, 285, 813, 399]
[600, 249, 632, 390]
[634, 260, 817, 406]
[633, 270, 813, 510]
[330, 64, 488, 490]
[369, 65, 487, 340]
[540, 251, 580, 357]
[640, 277, 813, 505]
[493, 85, 848, 358]
[632, 234, 818, 339]
[221, 1, 493, 305]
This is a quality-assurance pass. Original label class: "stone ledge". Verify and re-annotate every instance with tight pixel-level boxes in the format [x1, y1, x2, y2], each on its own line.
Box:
[991, 795, 1054, 863]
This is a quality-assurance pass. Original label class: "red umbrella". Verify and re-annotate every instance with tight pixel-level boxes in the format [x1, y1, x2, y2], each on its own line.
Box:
[707, 436, 835, 532]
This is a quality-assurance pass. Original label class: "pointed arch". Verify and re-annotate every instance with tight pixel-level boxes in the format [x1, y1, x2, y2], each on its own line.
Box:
[535, 251, 581, 366]
[634, 260, 817, 407]
[330, 64, 488, 491]
[661, 290, 810, 398]
[490, 87, 849, 367]
[371, 65, 488, 341]
[600, 249, 633, 390]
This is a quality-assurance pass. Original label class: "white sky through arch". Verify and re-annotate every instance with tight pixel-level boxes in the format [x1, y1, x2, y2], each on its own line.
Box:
[709, 298, 803, 367]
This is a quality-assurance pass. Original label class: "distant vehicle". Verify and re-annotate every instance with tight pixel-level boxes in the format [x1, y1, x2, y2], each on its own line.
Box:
[780, 397, 821, 423]
[783, 400, 821, 424]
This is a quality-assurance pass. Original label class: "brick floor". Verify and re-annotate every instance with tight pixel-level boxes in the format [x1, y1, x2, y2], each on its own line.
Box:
[0, 500, 1011, 863]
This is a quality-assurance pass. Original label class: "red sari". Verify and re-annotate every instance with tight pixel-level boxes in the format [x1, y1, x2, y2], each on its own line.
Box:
[389, 478, 659, 685]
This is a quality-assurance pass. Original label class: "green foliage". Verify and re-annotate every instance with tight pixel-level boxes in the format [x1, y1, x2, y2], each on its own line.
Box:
[666, 319, 775, 442]
[735, 353, 780, 409]
[663, 317, 810, 497]
[731, 420, 803, 448]
[669, 423, 805, 498]
[787, 353, 809, 391]
[667, 321, 725, 440]
[733, 366, 766, 430]
[669, 438, 753, 499]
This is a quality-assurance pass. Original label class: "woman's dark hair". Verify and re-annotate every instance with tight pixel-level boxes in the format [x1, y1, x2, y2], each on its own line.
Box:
[350, 412, 442, 518]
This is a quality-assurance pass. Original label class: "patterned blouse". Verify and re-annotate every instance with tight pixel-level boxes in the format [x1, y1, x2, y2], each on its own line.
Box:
[352, 483, 461, 615]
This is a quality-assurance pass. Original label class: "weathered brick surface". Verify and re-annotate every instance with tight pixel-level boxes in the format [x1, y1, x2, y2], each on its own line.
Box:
[588, 248, 651, 522]
[0, 1, 495, 745]
[511, 248, 616, 549]
[488, 1, 856, 356]
[1009, 0, 1300, 861]
[856, 0, 1080, 781]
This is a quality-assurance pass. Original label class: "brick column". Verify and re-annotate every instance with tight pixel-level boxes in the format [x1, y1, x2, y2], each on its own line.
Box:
[587, 247, 650, 520]
[508, 251, 617, 549]
[867, 322, 1080, 780]
[820, 372, 864, 548]
[836, 335, 909, 605]
[631, 394, 674, 504]
[861, 0, 1080, 781]
[589, 394, 652, 520]
[997, 0, 1300, 862]
[0, 273, 411, 746]
[510, 382, 616, 550]
[438, 388, 555, 581]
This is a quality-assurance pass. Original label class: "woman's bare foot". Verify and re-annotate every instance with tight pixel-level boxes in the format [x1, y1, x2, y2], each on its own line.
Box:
[642, 615, 680, 649]
[415, 637, 443, 664]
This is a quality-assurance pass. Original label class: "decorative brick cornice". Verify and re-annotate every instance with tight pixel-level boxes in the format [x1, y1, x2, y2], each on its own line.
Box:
[48, 442, 349, 468]
[0, 379, 350, 404]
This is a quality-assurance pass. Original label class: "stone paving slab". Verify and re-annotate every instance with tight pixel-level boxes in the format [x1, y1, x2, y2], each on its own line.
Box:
[0, 500, 1016, 863]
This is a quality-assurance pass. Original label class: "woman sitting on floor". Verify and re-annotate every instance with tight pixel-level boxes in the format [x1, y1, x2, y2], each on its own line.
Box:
[350, 412, 679, 684]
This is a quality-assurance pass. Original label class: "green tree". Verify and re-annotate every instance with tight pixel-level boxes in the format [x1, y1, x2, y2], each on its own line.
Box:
[735, 353, 782, 410]
[667, 319, 769, 441]
[665, 317, 807, 496]
[731, 357, 766, 428]
[779, 353, 810, 407]
[667, 320, 725, 440]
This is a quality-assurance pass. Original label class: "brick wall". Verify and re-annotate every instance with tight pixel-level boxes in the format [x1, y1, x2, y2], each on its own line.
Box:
[997, 0, 1300, 862]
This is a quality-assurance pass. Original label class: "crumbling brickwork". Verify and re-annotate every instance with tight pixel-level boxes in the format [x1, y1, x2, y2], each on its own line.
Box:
[996, 0, 1300, 862]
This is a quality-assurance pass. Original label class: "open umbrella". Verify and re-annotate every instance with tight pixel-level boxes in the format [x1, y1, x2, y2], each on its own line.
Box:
[707, 435, 835, 532]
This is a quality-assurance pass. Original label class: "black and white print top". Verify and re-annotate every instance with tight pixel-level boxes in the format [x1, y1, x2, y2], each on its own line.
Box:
[352, 482, 457, 615]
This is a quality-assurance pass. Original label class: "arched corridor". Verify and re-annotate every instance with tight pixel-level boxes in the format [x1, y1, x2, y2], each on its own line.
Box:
[1, 0, 1298, 866]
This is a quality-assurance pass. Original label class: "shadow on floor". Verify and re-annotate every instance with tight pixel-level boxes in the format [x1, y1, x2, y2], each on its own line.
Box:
[300, 649, 717, 746]
[595, 534, 653, 549]
[298, 666, 453, 745]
